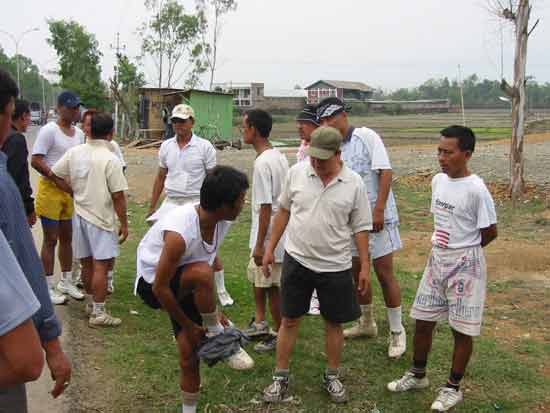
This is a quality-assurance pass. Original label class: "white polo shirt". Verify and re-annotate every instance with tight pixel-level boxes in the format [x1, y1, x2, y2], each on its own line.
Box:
[279, 161, 373, 273]
[136, 203, 232, 286]
[52, 139, 128, 232]
[159, 135, 216, 199]
[32, 122, 85, 168]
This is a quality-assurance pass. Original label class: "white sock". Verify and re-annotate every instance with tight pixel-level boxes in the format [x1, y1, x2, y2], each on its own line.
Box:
[182, 403, 197, 413]
[387, 306, 404, 333]
[181, 391, 199, 413]
[201, 312, 223, 336]
[107, 270, 114, 282]
[46, 275, 55, 289]
[360, 304, 375, 321]
[61, 271, 72, 283]
[214, 270, 226, 293]
[93, 302, 106, 315]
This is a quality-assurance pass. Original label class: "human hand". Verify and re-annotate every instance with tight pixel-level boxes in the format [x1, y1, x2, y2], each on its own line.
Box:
[262, 250, 275, 278]
[253, 245, 264, 267]
[43, 339, 72, 398]
[357, 269, 370, 296]
[372, 207, 385, 232]
[119, 224, 129, 244]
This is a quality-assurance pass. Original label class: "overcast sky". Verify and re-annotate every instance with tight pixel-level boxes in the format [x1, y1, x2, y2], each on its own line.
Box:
[1, 0, 549, 92]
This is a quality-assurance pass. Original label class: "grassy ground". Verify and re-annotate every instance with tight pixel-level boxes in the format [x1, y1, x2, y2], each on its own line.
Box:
[94, 184, 550, 412]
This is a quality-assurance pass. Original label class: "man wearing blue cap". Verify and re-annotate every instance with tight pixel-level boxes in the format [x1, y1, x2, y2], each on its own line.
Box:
[31, 91, 86, 305]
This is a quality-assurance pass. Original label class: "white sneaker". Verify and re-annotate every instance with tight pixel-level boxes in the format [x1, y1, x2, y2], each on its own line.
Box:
[388, 330, 407, 358]
[343, 316, 378, 338]
[226, 347, 254, 370]
[49, 287, 68, 305]
[89, 312, 122, 328]
[308, 294, 321, 315]
[218, 290, 234, 307]
[387, 371, 430, 392]
[430, 387, 463, 411]
[57, 279, 85, 300]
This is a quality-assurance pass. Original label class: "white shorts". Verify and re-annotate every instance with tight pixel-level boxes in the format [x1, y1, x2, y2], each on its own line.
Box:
[410, 245, 487, 337]
[351, 223, 402, 259]
[247, 256, 281, 288]
[146, 196, 200, 223]
[73, 214, 119, 260]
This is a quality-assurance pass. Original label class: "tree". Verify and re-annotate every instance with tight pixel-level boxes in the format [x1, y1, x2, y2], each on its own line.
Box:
[47, 20, 109, 109]
[140, 0, 206, 89]
[489, 0, 540, 202]
[196, 0, 237, 90]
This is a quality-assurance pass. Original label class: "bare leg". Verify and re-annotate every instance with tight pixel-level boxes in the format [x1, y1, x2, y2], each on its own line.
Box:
[80, 257, 94, 295]
[57, 220, 73, 272]
[324, 320, 344, 370]
[40, 223, 59, 276]
[450, 329, 473, 380]
[254, 287, 267, 323]
[91, 258, 112, 303]
[413, 320, 437, 369]
[275, 317, 301, 370]
[268, 287, 281, 332]
[373, 253, 401, 308]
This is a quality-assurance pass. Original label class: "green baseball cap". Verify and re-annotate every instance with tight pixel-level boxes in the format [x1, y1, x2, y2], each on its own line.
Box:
[306, 126, 342, 160]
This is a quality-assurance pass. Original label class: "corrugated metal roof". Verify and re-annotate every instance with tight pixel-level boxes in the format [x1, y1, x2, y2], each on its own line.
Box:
[305, 80, 373, 91]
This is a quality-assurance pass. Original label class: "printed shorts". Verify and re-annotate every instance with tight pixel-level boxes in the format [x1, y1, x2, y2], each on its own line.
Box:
[410, 245, 487, 336]
[35, 176, 73, 221]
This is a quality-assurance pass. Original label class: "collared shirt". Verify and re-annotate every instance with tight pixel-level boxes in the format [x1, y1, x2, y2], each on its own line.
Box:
[1, 126, 34, 215]
[0, 152, 62, 342]
[279, 161, 372, 272]
[159, 134, 216, 198]
[341, 126, 399, 225]
[52, 139, 128, 232]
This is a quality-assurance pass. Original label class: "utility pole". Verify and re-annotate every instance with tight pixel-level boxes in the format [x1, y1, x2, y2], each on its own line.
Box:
[457, 64, 466, 126]
[0, 28, 39, 97]
[110, 32, 126, 135]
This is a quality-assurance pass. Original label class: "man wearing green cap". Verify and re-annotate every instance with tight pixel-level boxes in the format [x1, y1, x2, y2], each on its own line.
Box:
[261, 126, 372, 404]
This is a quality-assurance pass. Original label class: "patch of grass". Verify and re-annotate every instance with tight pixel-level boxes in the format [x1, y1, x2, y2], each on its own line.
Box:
[95, 198, 550, 412]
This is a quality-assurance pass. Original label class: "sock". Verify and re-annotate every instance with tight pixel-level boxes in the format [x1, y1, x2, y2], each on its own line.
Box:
[214, 270, 226, 293]
[181, 391, 199, 413]
[360, 304, 375, 323]
[61, 271, 71, 283]
[411, 359, 427, 379]
[107, 270, 114, 282]
[201, 311, 223, 335]
[387, 306, 404, 333]
[92, 302, 106, 315]
[46, 275, 55, 289]
[446, 371, 463, 391]
[274, 368, 289, 379]
[325, 367, 339, 378]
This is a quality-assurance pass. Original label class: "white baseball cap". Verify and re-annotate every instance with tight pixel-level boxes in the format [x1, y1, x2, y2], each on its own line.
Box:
[171, 104, 195, 120]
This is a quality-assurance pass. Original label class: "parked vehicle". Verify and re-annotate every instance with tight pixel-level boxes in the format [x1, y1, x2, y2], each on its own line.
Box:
[30, 102, 42, 125]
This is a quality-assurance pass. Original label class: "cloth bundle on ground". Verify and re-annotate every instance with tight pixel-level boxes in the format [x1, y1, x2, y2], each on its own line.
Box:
[197, 327, 250, 367]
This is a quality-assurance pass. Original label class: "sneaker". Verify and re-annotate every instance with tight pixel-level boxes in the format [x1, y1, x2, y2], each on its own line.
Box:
[218, 290, 234, 307]
[308, 294, 321, 315]
[243, 318, 269, 337]
[323, 373, 347, 403]
[57, 280, 85, 300]
[263, 375, 290, 403]
[430, 387, 463, 411]
[49, 287, 68, 305]
[89, 312, 122, 328]
[387, 371, 430, 392]
[225, 347, 254, 370]
[254, 335, 277, 352]
[343, 316, 378, 339]
[388, 330, 407, 358]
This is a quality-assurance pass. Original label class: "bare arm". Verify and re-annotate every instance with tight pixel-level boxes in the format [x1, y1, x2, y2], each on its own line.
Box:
[50, 174, 73, 195]
[148, 167, 168, 217]
[262, 207, 290, 276]
[253, 204, 272, 266]
[152, 231, 197, 330]
[0, 319, 44, 386]
[353, 231, 371, 296]
[480, 224, 498, 247]
[31, 154, 54, 179]
[111, 191, 128, 244]
[42, 337, 71, 398]
[372, 169, 392, 232]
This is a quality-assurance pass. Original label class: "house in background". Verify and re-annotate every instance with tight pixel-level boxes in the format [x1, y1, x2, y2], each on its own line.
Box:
[305, 80, 374, 104]
[214, 82, 306, 112]
[213, 82, 264, 108]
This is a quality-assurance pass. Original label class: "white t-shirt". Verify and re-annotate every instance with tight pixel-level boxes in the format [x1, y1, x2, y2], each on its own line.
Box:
[341, 127, 399, 225]
[430, 173, 497, 249]
[136, 203, 232, 285]
[110, 140, 126, 168]
[249, 148, 289, 262]
[159, 135, 216, 198]
[32, 122, 85, 168]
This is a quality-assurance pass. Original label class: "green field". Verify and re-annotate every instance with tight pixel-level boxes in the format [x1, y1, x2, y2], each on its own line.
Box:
[85, 181, 550, 412]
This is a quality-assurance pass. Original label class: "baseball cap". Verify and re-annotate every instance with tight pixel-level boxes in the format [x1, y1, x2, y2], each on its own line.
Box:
[306, 126, 342, 160]
[57, 91, 81, 108]
[296, 104, 319, 125]
[316, 97, 351, 119]
[171, 104, 195, 120]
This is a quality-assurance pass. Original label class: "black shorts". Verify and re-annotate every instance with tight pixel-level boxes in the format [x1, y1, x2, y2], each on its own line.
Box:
[136, 267, 202, 337]
[280, 253, 361, 323]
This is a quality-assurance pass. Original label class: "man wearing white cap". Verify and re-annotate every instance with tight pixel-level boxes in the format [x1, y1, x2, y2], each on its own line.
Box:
[147, 104, 234, 306]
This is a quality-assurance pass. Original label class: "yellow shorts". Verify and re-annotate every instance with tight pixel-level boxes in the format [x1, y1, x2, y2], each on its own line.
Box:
[35, 176, 74, 222]
[247, 256, 281, 288]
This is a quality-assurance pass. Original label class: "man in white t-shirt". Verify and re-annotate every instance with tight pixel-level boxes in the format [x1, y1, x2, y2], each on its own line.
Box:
[31, 91, 85, 305]
[52, 112, 129, 328]
[241, 109, 289, 352]
[147, 104, 233, 307]
[136, 166, 253, 413]
[318, 97, 406, 358]
[388, 126, 498, 412]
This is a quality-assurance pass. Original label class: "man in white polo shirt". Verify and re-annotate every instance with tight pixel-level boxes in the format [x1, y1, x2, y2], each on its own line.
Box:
[147, 104, 233, 306]
[318, 97, 406, 359]
[51, 112, 128, 328]
[262, 126, 372, 404]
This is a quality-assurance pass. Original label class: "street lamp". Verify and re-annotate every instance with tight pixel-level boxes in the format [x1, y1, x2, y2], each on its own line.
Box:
[0, 27, 40, 95]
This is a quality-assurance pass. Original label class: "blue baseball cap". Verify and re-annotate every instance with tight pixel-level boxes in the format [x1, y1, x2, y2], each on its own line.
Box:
[57, 91, 82, 108]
